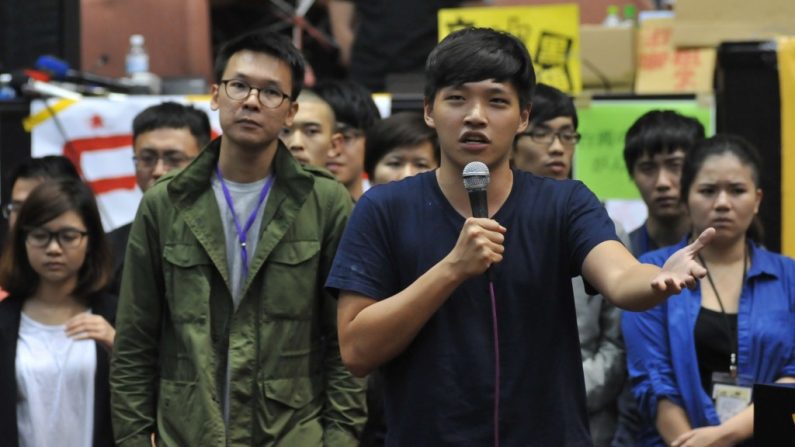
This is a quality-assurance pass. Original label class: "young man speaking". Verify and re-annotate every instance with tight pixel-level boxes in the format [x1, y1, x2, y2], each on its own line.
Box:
[327, 28, 714, 446]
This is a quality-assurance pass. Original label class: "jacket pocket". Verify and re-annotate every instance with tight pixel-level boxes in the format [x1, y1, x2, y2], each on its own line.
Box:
[261, 240, 321, 319]
[157, 379, 224, 446]
[163, 243, 212, 325]
[256, 375, 324, 445]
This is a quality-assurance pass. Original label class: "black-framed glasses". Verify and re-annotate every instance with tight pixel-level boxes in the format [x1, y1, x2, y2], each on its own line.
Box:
[524, 129, 581, 146]
[1, 202, 21, 219]
[133, 151, 194, 169]
[25, 227, 88, 249]
[221, 79, 290, 108]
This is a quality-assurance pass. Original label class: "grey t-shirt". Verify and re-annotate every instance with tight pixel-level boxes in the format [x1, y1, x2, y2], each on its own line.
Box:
[211, 174, 272, 309]
[211, 172, 272, 426]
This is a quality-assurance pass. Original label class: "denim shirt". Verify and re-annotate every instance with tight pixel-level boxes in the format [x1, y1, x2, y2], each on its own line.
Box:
[623, 239, 795, 446]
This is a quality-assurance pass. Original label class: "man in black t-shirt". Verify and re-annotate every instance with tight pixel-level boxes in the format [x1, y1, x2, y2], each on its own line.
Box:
[328, 0, 463, 92]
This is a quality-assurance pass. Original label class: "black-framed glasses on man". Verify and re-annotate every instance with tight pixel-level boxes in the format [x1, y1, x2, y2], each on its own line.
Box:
[221, 79, 290, 109]
[133, 151, 194, 169]
[1, 202, 21, 219]
[24, 227, 88, 249]
[524, 129, 581, 146]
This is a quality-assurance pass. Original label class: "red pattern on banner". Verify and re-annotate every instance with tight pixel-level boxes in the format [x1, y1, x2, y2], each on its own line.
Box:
[91, 177, 138, 194]
[62, 134, 136, 194]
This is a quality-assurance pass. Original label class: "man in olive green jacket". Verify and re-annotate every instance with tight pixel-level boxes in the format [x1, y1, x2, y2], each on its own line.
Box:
[110, 30, 366, 446]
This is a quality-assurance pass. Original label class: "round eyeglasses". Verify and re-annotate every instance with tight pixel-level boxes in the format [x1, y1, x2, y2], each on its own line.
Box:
[221, 79, 290, 108]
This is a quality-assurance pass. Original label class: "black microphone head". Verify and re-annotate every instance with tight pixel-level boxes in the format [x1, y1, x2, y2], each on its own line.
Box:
[462, 161, 490, 192]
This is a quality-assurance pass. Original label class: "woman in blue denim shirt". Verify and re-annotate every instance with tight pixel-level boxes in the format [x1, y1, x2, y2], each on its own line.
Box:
[623, 134, 795, 446]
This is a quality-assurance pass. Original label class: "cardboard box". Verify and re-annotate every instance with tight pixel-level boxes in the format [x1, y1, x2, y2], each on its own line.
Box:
[673, 0, 795, 47]
[635, 17, 715, 94]
[580, 25, 635, 91]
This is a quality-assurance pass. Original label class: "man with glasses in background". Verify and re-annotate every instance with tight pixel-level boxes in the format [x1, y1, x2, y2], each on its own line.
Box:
[110, 30, 365, 446]
[315, 79, 381, 201]
[512, 84, 627, 447]
[105, 101, 211, 295]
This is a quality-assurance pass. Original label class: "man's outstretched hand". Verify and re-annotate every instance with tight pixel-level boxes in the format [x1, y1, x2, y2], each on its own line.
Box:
[652, 227, 716, 294]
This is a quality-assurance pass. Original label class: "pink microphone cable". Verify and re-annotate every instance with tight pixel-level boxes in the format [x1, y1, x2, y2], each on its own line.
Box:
[488, 280, 500, 447]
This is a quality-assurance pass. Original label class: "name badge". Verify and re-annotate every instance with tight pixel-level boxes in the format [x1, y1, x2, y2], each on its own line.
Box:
[711, 372, 752, 423]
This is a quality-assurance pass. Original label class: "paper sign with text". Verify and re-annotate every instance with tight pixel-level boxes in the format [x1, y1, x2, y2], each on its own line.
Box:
[635, 17, 716, 94]
[438, 4, 581, 94]
[574, 98, 713, 200]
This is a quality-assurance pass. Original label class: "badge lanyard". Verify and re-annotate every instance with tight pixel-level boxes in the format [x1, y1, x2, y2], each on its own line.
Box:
[215, 166, 275, 277]
[698, 243, 747, 378]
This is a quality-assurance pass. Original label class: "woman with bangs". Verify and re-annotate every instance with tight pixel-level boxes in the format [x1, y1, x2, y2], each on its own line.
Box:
[0, 179, 115, 447]
[623, 135, 795, 446]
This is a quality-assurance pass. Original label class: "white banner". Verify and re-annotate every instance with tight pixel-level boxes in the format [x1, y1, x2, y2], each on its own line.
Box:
[29, 95, 221, 231]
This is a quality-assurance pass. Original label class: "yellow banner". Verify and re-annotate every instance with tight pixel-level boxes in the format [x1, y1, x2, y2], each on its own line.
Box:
[779, 36, 795, 257]
[438, 4, 581, 94]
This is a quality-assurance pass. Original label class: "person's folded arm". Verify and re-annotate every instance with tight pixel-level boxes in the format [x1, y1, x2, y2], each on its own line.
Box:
[671, 376, 795, 447]
[656, 398, 693, 444]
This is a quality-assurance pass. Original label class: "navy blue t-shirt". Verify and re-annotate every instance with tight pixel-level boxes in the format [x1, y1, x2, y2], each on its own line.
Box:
[327, 170, 618, 446]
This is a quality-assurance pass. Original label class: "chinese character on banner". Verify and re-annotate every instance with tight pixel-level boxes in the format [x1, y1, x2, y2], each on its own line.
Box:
[635, 17, 715, 94]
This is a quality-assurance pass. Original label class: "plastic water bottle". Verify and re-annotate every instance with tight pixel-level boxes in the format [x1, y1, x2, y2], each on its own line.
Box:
[125, 34, 161, 94]
[126, 34, 149, 76]
[602, 5, 622, 27]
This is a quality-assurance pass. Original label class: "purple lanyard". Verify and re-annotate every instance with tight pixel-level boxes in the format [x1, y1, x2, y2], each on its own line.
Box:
[215, 166, 275, 276]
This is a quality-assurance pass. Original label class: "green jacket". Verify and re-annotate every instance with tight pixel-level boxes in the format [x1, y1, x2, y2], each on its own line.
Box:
[110, 139, 366, 446]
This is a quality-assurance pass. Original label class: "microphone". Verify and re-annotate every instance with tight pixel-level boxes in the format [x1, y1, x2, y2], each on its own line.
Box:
[462, 161, 490, 218]
[35, 55, 131, 93]
[462, 161, 494, 280]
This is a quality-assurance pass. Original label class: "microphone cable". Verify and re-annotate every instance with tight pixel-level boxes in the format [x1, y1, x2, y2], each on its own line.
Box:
[488, 279, 500, 447]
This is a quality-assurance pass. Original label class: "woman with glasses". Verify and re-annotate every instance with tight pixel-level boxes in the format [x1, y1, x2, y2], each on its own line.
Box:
[0, 179, 115, 447]
[623, 135, 795, 446]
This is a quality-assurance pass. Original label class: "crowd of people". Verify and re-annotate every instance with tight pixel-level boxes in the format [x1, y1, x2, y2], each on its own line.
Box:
[0, 23, 792, 447]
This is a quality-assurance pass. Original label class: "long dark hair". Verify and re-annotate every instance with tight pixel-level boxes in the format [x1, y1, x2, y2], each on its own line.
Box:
[681, 134, 765, 244]
[0, 179, 110, 299]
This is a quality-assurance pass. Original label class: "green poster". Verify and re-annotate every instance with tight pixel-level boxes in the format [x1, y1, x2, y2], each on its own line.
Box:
[573, 98, 714, 200]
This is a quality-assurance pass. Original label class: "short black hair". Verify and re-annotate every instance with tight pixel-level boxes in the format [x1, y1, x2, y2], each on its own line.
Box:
[0, 179, 111, 300]
[364, 112, 439, 180]
[313, 79, 381, 131]
[9, 155, 81, 189]
[132, 102, 211, 148]
[681, 134, 764, 243]
[623, 110, 705, 176]
[425, 27, 536, 110]
[528, 83, 577, 129]
[214, 29, 305, 100]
